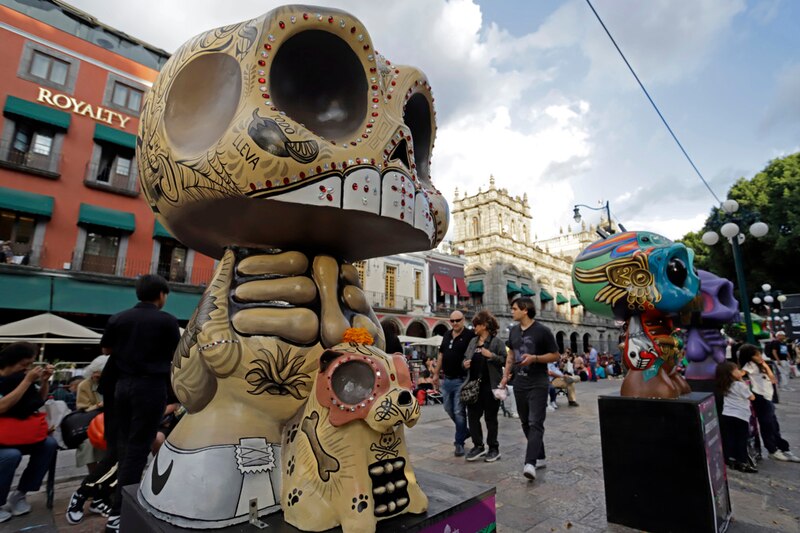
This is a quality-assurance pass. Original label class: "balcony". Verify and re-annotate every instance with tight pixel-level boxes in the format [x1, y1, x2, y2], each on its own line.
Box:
[0, 140, 61, 179]
[84, 162, 140, 197]
[1, 242, 44, 267]
[364, 290, 414, 312]
[62, 251, 214, 286]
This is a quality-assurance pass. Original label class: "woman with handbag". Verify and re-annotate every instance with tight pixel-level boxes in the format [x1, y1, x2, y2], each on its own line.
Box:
[462, 310, 507, 463]
[0, 342, 58, 524]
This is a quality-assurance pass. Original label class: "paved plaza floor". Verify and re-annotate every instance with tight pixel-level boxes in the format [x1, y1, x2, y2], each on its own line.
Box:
[6, 378, 800, 532]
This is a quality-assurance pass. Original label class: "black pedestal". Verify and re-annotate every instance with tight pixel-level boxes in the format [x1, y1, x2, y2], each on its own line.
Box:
[121, 469, 496, 532]
[598, 392, 731, 533]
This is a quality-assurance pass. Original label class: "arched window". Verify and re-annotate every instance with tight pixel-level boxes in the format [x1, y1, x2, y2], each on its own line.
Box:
[471, 216, 480, 237]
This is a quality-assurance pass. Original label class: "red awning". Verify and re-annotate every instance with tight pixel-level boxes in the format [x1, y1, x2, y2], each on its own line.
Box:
[455, 278, 469, 297]
[433, 274, 457, 296]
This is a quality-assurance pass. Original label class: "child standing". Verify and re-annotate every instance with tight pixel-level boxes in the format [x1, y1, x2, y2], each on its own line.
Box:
[715, 361, 757, 472]
[738, 344, 800, 463]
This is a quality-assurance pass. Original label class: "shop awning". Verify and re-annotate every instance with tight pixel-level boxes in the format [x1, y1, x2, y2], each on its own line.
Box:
[433, 274, 457, 296]
[78, 203, 135, 232]
[556, 293, 569, 305]
[153, 220, 173, 239]
[507, 281, 522, 294]
[94, 123, 136, 150]
[4, 95, 70, 130]
[0, 186, 54, 217]
[570, 297, 581, 307]
[455, 277, 469, 297]
[0, 273, 51, 311]
[540, 289, 554, 302]
[520, 284, 535, 296]
[467, 280, 484, 294]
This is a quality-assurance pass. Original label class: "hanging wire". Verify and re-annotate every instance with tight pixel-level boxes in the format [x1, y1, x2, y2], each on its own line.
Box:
[584, 0, 722, 204]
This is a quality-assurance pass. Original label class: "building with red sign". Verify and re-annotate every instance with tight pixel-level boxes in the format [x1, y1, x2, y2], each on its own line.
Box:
[0, 0, 215, 359]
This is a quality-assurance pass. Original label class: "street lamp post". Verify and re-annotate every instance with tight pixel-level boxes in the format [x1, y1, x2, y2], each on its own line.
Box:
[573, 201, 626, 236]
[701, 199, 769, 344]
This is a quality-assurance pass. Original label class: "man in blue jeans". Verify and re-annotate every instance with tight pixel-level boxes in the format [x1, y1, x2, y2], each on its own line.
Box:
[433, 311, 475, 457]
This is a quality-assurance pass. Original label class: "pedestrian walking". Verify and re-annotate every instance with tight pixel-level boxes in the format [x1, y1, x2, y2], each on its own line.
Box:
[432, 311, 475, 457]
[502, 297, 560, 481]
[100, 274, 181, 532]
[739, 344, 800, 463]
[462, 311, 506, 463]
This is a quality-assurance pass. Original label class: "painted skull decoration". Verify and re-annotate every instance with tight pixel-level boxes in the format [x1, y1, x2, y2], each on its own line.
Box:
[138, 5, 448, 261]
[135, 5, 443, 530]
[572, 231, 700, 398]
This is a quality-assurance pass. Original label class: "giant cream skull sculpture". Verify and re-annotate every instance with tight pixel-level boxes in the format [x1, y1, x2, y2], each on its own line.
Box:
[136, 5, 445, 530]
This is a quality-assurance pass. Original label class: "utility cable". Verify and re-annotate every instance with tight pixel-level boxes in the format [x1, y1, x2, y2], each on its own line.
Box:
[584, 0, 722, 204]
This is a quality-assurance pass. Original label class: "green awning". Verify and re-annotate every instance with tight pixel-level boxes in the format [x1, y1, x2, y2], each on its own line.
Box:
[78, 203, 135, 232]
[153, 220, 173, 239]
[540, 289, 553, 302]
[94, 123, 136, 150]
[0, 273, 51, 310]
[162, 291, 202, 321]
[570, 297, 581, 307]
[556, 293, 569, 305]
[507, 281, 522, 294]
[0, 186, 54, 217]
[467, 280, 484, 294]
[520, 284, 535, 296]
[51, 277, 201, 320]
[4, 95, 70, 130]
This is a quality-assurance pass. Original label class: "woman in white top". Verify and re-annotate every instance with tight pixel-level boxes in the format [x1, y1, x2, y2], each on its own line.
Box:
[715, 361, 756, 472]
[739, 344, 800, 463]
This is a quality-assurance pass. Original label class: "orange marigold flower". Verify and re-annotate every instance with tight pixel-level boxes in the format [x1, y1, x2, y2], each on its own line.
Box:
[342, 327, 374, 345]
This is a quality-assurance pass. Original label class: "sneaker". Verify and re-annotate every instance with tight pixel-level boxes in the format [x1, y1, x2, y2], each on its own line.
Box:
[89, 498, 112, 516]
[454, 444, 465, 457]
[465, 446, 487, 462]
[485, 449, 501, 462]
[6, 491, 30, 516]
[770, 450, 790, 462]
[783, 451, 800, 463]
[535, 459, 547, 469]
[550, 401, 559, 409]
[105, 514, 120, 532]
[546, 405, 555, 413]
[0, 509, 11, 523]
[511, 412, 519, 418]
[66, 491, 87, 525]
[568, 401, 580, 407]
[523, 463, 536, 480]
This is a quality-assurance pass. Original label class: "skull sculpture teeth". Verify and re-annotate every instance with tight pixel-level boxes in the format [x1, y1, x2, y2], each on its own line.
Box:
[135, 5, 442, 531]
[138, 4, 448, 261]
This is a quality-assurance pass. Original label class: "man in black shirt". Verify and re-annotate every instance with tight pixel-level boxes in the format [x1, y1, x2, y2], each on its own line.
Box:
[503, 297, 559, 481]
[100, 275, 180, 532]
[432, 311, 475, 457]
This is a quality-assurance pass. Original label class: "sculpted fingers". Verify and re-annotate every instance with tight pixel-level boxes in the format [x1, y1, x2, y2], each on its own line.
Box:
[237, 251, 309, 276]
[235, 277, 317, 304]
[232, 308, 319, 345]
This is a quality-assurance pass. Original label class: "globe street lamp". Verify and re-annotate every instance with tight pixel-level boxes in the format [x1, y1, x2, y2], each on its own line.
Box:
[751, 284, 787, 339]
[573, 201, 626, 236]
[701, 199, 769, 344]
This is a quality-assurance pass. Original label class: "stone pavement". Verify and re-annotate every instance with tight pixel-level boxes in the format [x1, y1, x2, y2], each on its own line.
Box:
[5, 378, 800, 532]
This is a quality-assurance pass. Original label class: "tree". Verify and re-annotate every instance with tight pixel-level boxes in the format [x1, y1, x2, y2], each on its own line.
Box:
[678, 152, 800, 296]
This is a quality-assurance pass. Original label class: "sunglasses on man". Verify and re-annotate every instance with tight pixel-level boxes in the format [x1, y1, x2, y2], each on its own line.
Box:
[449, 318, 462, 323]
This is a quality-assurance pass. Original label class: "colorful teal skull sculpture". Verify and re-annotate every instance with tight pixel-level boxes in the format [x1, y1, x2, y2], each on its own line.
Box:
[572, 231, 701, 398]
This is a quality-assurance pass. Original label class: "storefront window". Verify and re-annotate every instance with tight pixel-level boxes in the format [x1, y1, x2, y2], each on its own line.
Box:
[81, 231, 120, 274]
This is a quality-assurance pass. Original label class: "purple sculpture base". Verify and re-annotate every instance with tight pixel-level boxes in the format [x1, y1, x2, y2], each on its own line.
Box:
[121, 469, 496, 532]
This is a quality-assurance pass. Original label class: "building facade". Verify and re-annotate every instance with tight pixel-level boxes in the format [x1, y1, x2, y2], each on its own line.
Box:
[0, 0, 214, 359]
[451, 177, 618, 353]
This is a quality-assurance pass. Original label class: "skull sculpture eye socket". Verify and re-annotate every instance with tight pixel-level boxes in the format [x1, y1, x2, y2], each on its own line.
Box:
[331, 361, 375, 405]
[271, 30, 367, 141]
[404, 93, 433, 188]
[666, 257, 688, 287]
[164, 53, 242, 155]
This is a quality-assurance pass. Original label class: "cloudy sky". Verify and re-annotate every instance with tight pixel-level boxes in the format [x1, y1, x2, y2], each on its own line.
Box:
[67, 0, 800, 241]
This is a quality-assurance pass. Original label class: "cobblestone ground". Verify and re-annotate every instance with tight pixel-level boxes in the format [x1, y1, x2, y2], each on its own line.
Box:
[7, 378, 800, 532]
